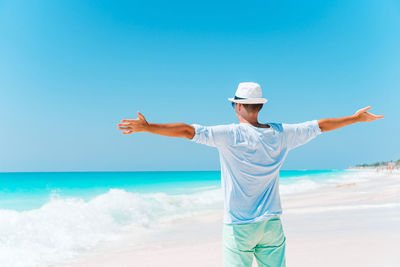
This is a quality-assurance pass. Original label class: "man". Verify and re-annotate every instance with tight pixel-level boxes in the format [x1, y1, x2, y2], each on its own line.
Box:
[117, 82, 384, 267]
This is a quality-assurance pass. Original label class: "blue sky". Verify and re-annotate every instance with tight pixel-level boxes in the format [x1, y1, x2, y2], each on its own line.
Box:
[0, 0, 399, 172]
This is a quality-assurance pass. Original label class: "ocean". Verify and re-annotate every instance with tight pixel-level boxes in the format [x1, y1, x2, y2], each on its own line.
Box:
[0, 170, 365, 266]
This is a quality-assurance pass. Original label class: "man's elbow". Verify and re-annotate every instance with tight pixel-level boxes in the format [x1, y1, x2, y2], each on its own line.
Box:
[183, 125, 196, 139]
[317, 120, 329, 132]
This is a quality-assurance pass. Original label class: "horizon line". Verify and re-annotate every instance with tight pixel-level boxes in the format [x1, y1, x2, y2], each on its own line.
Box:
[0, 169, 348, 174]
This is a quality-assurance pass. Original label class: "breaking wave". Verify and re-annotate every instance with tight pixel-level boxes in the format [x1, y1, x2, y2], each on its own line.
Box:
[0, 188, 223, 267]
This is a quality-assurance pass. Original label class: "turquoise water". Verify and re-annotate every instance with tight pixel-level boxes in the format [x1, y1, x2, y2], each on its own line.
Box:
[0, 170, 345, 210]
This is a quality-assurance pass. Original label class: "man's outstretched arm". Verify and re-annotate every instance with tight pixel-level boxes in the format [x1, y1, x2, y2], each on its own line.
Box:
[117, 111, 195, 139]
[318, 106, 384, 132]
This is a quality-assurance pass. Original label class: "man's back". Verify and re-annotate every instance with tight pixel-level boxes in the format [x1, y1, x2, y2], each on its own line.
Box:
[191, 120, 322, 224]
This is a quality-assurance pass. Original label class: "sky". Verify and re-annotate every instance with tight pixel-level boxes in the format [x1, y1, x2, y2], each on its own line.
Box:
[0, 0, 399, 172]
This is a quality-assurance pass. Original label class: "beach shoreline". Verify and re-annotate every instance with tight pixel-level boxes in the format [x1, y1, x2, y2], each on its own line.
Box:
[59, 169, 400, 267]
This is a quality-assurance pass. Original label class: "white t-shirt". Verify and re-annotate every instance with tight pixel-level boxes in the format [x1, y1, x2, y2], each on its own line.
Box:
[190, 120, 322, 224]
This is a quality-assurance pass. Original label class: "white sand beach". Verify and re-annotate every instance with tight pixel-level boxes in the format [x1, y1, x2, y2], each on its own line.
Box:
[60, 170, 400, 267]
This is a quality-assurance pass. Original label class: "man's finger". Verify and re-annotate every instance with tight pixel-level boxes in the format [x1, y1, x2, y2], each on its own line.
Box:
[117, 124, 131, 128]
[137, 111, 146, 121]
[121, 119, 137, 122]
[118, 126, 131, 130]
[360, 106, 371, 113]
[367, 112, 384, 119]
[122, 131, 133, 134]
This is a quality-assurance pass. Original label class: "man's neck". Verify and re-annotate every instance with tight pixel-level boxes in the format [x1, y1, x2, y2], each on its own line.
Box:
[239, 117, 258, 125]
[238, 115, 270, 128]
[238, 115, 260, 126]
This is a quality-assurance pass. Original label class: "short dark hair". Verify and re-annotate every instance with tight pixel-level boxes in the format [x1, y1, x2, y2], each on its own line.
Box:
[242, 104, 263, 113]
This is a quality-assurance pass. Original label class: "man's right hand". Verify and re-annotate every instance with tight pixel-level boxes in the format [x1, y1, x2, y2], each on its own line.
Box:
[352, 106, 384, 122]
[318, 106, 384, 132]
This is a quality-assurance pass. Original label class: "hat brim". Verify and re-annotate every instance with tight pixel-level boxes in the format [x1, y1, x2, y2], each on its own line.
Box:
[228, 98, 268, 104]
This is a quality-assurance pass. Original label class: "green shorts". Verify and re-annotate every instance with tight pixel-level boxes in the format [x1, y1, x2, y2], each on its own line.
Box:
[223, 216, 286, 267]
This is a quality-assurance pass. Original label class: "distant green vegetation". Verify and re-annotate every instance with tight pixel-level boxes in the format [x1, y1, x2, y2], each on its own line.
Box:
[354, 159, 400, 168]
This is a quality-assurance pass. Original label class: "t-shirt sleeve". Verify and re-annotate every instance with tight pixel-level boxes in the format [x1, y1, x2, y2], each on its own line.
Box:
[282, 120, 322, 150]
[190, 124, 233, 148]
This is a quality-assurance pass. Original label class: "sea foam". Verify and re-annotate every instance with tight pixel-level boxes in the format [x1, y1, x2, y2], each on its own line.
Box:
[0, 188, 223, 267]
